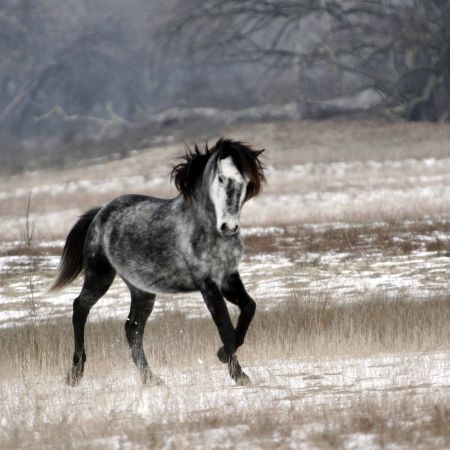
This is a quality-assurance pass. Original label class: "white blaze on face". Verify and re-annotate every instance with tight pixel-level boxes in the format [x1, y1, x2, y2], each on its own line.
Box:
[209, 156, 247, 235]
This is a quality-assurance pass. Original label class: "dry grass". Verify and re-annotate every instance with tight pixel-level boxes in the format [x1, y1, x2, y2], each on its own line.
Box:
[244, 220, 450, 257]
[1, 293, 449, 449]
[1, 292, 449, 377]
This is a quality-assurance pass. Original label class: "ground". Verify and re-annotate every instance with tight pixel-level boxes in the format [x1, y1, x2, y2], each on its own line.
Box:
[0, 120, 449, 449]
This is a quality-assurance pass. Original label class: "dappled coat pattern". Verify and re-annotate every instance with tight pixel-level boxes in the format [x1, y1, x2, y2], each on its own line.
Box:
[50, 139, 265, 386]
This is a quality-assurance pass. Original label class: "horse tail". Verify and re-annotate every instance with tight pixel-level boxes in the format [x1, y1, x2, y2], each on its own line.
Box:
[48, 207, 101, 292]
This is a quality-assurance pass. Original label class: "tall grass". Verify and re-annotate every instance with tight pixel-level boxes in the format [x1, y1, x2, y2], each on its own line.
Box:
[2, 292, 449, 378]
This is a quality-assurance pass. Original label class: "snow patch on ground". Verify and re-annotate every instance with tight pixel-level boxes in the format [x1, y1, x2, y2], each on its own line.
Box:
[1, 351, 448, 448]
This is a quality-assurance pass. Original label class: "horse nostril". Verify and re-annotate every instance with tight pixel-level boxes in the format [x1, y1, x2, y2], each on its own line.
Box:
[220, 223, 238, 234]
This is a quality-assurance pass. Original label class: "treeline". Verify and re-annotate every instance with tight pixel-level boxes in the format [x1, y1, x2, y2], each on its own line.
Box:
[0, 0, 448, 173]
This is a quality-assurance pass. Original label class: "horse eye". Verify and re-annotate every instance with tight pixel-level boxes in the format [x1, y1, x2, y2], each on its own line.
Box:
[218, 175, 224, 184]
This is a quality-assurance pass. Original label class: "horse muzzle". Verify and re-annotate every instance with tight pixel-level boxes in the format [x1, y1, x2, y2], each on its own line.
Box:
[219, 222, 239, 236]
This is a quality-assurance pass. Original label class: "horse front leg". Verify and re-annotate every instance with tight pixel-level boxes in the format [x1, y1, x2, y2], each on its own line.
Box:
[217, 272, 256, 364]
[200, 278, 250, 385]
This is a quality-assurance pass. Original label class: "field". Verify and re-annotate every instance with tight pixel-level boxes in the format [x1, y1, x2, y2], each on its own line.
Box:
[1, 120, 450, 449]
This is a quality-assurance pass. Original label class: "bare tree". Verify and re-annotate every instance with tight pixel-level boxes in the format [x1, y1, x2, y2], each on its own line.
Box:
[0, 0, 167, 171]
[165, 0, 450, 121]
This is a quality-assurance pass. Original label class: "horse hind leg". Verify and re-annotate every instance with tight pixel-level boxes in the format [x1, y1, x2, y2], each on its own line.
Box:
[66, 260, 115, 387]
[124, 284, 156, 384]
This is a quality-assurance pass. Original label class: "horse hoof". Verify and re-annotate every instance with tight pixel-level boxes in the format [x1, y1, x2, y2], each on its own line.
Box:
[143, 375, 164, 387]
[227, 354, 251, 385]
[150, 376, 164, 386]
[65, 367, 83, 387]
[217, 346, 228, 364]
[142, 369, 163, 386]
[235, 371, 251, 386]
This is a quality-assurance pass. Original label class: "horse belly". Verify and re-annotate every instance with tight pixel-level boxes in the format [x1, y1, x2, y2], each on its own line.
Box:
[115, 257, 197, 294]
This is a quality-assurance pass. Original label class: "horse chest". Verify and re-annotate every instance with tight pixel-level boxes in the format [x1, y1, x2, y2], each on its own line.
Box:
[191, 235, 243, 281]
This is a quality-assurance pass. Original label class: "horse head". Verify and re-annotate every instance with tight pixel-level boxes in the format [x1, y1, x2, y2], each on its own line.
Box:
[171, 139, 265, 236]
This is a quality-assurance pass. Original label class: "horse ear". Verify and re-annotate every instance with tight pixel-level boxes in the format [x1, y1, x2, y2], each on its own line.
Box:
[214, 138, 224, 150]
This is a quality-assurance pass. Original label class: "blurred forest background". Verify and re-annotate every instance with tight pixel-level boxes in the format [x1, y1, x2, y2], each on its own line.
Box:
[0, 0, 448, 173]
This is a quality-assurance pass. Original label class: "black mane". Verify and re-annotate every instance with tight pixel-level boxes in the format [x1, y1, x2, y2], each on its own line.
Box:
[171, 139, 265, 202]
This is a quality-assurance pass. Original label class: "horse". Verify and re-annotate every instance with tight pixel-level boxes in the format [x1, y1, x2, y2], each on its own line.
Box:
[49, 139, 265, 386]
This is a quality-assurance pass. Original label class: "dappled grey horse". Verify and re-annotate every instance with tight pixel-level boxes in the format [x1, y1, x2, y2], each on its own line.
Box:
[50, 139, 265, 386]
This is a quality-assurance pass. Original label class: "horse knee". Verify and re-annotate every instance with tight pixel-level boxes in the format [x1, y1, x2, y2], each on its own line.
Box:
[243, 298, 256, 318]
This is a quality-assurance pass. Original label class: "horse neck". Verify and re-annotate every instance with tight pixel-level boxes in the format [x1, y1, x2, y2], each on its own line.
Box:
[177, 159, 218, 230]
[183, 184, 216, 231]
